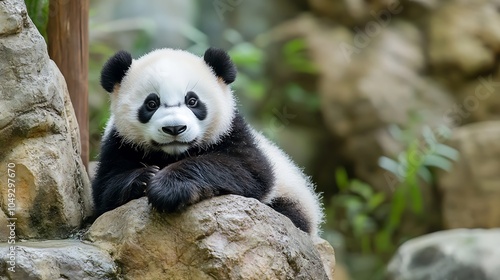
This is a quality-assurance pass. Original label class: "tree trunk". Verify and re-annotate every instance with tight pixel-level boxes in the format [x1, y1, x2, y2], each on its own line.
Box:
[47, 0, 89, 170]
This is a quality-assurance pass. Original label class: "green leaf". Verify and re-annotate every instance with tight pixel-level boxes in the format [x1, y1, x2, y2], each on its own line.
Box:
[350, 180, 373, 200]
[422, 126, 437, 147]
[417, 167, 432, 183]
[388, 124, 403, 141]
[345, 198, 364, 219]
[229, 43, 264, 67]
[353, 214, 368, 236]
[367, 193, 385, 211]
[282, 39, 317, 74]
[378, 157, 401, 177]
[434, 144, 459, 161]
[335, 168, 349, 192]
[436, 125, 453, 139]
[375, 230, 393, 252]
[422, 154, 453, 171]
[333, 194, 359, 206]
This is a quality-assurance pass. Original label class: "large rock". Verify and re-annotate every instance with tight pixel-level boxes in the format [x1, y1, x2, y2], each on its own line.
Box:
[437, 121, 500, 228]
[450, 73, 500, 124]
[0, 240, 118, 279]
[0, 0, 92, 240]
[387, 228, 500, 280]
[86, 195, 335, 280]
[428, 0, 500, 80]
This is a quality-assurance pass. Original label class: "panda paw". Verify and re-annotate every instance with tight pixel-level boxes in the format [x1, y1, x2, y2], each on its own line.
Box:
[140, 165, 160, 187]
[145, 167, 200, 213]
[131, 165, 159, 195]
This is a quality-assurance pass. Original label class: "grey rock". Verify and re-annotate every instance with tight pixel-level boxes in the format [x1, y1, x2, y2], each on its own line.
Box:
[0, 0, 26, 36]
[0, 240, 118, 280]
[86, 195, 334, 280]
[388, 228, 500, 280]
[0, 0, 92, 240]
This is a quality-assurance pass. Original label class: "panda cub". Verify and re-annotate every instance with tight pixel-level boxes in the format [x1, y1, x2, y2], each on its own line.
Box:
[92, 47, 323, 235]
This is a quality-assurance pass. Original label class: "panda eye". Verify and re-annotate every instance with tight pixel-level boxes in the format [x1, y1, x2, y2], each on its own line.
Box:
[187, 97, 198, 107]
[146, 100, 158, 110]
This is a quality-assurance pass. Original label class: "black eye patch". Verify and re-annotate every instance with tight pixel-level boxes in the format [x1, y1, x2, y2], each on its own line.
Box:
[185, 91, 207, 121]
[138, 93, 160, 123]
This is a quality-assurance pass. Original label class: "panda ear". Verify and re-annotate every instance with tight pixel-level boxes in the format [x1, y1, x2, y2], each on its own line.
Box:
[203, 47, 237, 84]
[100, 50, 133, 93]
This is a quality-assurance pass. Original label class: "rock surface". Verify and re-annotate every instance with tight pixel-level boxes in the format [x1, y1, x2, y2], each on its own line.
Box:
[0, 0, 26, 36]
[437, 121, 500, 229]
[0, 240, 118, 280]
[387, 228, 500, 280]
[0, 0, 92, 240]
[428, 0, 500, 79]
[86, 195, 335, 280]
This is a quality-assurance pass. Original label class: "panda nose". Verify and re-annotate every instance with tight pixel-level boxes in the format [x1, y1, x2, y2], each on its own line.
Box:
[162, 125, 187, 136]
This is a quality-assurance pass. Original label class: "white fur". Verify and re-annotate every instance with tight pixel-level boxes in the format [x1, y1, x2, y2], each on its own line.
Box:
[110, 48, 235, 154]
[252, 129, 324, 236]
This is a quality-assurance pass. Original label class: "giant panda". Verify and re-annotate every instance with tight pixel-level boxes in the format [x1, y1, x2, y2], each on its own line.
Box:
[92, 47, 324, 235]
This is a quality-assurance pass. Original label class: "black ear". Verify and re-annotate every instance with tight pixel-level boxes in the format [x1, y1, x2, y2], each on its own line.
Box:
[100, 50, 133, 93]
[203, 47, 237, 84]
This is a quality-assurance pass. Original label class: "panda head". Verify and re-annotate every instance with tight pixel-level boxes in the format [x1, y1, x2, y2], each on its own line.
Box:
[100, 48, 237, 155]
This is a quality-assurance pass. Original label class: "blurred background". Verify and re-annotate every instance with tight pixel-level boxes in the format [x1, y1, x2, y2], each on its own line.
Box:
[28, 0, 500, 279]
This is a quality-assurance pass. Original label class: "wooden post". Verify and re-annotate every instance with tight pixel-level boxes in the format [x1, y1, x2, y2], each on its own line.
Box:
[47, 0, 89, 170]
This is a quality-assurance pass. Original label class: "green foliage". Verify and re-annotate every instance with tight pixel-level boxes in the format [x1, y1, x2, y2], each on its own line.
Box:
[375, 125, 459, 251]
[325, 124, 459, 279]
[283, 39, 317, 74]
[228, 41, 266, 102]
[24, 0, 49, 40]
[333, 168, 386, 254]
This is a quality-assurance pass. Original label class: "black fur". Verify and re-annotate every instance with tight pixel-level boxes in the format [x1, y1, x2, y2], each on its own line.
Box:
[185, 91, 207, 120]
[92, 112, 275, 217]
[203, 48, 237, 84]
[100, 50, 133, 93]
[138, 93, 160, 123]
[269, 197, 311, 233]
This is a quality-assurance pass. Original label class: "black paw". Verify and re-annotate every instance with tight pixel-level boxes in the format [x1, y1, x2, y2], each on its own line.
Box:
[145, 167, 199, 213]
[127, 165, 160, 200]
[138, 165, 160, 189]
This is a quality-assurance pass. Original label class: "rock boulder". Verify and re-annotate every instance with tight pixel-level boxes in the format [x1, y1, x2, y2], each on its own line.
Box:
[388, 229, 500, 280]
[0, 240, 118, 280]
[86, 195, 335, 280]
[0, 0, 92, 240]
[437, 121, 500, 229]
